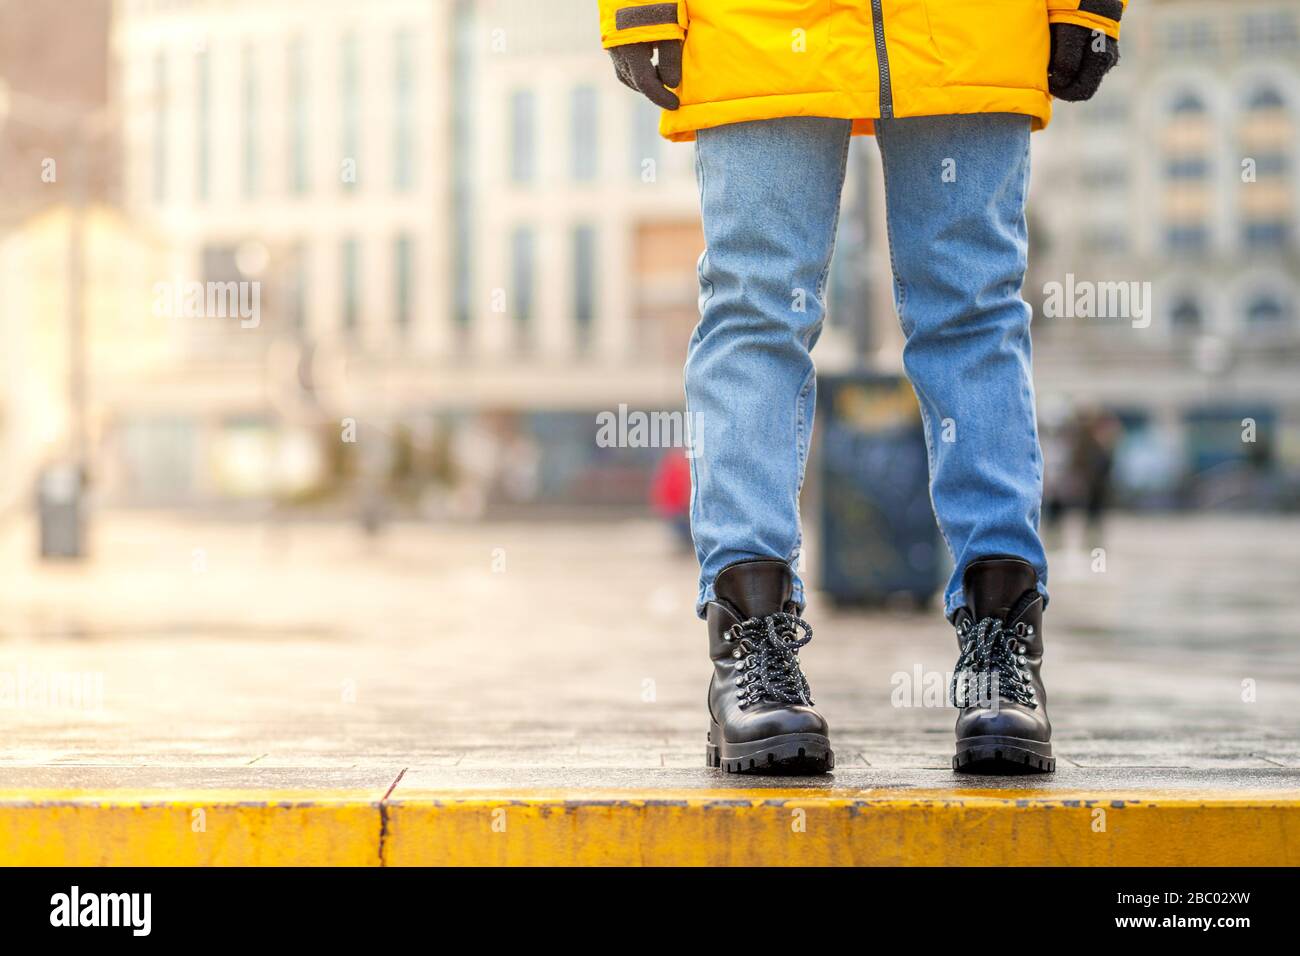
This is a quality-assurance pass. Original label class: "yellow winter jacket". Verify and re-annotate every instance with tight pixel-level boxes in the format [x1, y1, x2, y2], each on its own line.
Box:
[598, 0, 1128, 141]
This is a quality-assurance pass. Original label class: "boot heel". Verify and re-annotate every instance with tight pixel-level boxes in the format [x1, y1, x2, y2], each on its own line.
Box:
[705, 723, 721, 768]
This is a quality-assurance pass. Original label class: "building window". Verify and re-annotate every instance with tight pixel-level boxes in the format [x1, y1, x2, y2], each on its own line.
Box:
[1245, 294, 1291, 329]
[242, 43, 259, 198]
[1163, 87, 1211, 258]
[1244, 221, 1290, 249]
[394, 31, 415, 191]
[573, 225, 596, 352]
[510, 226, 535, 349]
[153, 51, 167, 203]
[340, 32, 360, 192]
[289, 242, 307, 332]
[394, 233, 413, 331]
[1170, 90, 1206, 116]
[1165, 225, 1209, 253]
[1251, 153, 1289, 177]
[192, 49, 209, 201]
[509, 90, 536, 185]
[451, 0, 475, 334]
[288, 36, 308, 195]
[1247, 86, 1286, 112]
[1170, 296, 1203, 334]
[1242, 12, 1299, 53]
[1165, 157, 1209, 180]
[571, 85, 598, 181]
[1164, 20, 1218, 55]
[632, 98, 660, 180]
[1238, 83, 1293, 252]
[342, 238, 360, 332]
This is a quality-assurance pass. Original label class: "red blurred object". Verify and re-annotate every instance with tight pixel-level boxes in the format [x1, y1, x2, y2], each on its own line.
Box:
[650, 451, 691, 519]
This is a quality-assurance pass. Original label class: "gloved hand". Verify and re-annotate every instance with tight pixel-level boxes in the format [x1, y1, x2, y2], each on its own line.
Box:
[609, 39, 683, 111]
[1048, 23, 1119, 101]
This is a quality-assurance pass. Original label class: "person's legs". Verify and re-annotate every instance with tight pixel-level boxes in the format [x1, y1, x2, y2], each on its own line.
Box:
[688, 117, 849, 775]
[686, 117, 852, 617]
[874, 113, 1049, 620]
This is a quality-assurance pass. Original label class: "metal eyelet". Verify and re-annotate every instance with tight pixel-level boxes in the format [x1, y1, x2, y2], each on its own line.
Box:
[1013, 622, 1028, 637]
[732, 649, 742, 659]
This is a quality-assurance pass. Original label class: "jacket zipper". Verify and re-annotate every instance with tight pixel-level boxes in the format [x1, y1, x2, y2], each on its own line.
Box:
[870, 0, 894, 119]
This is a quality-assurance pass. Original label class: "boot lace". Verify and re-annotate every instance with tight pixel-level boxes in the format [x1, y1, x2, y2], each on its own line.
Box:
[950, 617, 1038, 709]
[725, 612, 814, 709]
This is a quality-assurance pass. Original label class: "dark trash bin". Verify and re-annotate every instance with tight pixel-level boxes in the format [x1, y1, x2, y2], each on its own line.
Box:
[37, 463, 85, 559]
[814, 373, 942, 607]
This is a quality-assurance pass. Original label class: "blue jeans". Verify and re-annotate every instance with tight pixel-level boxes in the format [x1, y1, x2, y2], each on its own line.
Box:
[686, 113, 1048, 620]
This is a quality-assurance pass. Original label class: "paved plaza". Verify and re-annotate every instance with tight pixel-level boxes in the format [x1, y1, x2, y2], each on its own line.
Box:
[0, 511, 1295, 796]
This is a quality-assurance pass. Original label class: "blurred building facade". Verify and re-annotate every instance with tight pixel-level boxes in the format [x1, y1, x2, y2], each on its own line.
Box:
[1029, 0, 1300, 507]
[108, 0, 458, 508]
[2, 0, 1296, 515]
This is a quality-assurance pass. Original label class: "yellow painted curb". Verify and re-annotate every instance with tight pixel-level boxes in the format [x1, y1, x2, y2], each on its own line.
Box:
[385, 788, 1300, 866]
[0, 790, 383, 867]
[1, 789, 1297, 866]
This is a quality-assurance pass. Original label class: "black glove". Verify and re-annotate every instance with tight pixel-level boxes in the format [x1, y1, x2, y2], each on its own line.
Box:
[1048, 23, 1119, 102]
[609, 39, 682, 110]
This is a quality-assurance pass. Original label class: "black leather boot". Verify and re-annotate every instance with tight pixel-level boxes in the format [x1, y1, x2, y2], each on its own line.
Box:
[950, 556, 1055, 773]
[704, 559, 833, 774]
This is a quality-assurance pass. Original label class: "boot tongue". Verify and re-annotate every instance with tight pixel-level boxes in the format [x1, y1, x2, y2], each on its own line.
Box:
[963, 557, 1037, 622]
[714, 560, 794, 620]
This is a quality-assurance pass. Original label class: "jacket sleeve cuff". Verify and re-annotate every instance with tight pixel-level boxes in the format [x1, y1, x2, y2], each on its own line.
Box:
[600, 2, 687, 49]
[1048, 0, 1126, 40]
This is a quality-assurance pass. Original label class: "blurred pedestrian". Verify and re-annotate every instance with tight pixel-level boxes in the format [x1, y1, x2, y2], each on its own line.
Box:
[1074, 407, 1121, 537]
[1045, 407, 1121, 544]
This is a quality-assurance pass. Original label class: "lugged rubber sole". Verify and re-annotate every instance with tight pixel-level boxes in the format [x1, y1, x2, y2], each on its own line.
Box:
[706, 724, 834, 775]
[953, 735, 1055, 774]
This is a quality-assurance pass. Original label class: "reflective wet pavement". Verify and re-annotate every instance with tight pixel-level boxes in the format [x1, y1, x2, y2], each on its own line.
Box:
[0, 513, 1296, 794]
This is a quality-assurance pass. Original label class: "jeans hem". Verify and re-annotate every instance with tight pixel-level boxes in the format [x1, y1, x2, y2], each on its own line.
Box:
[696, 582, 807, 620]
[945, 580, 1050, 623]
